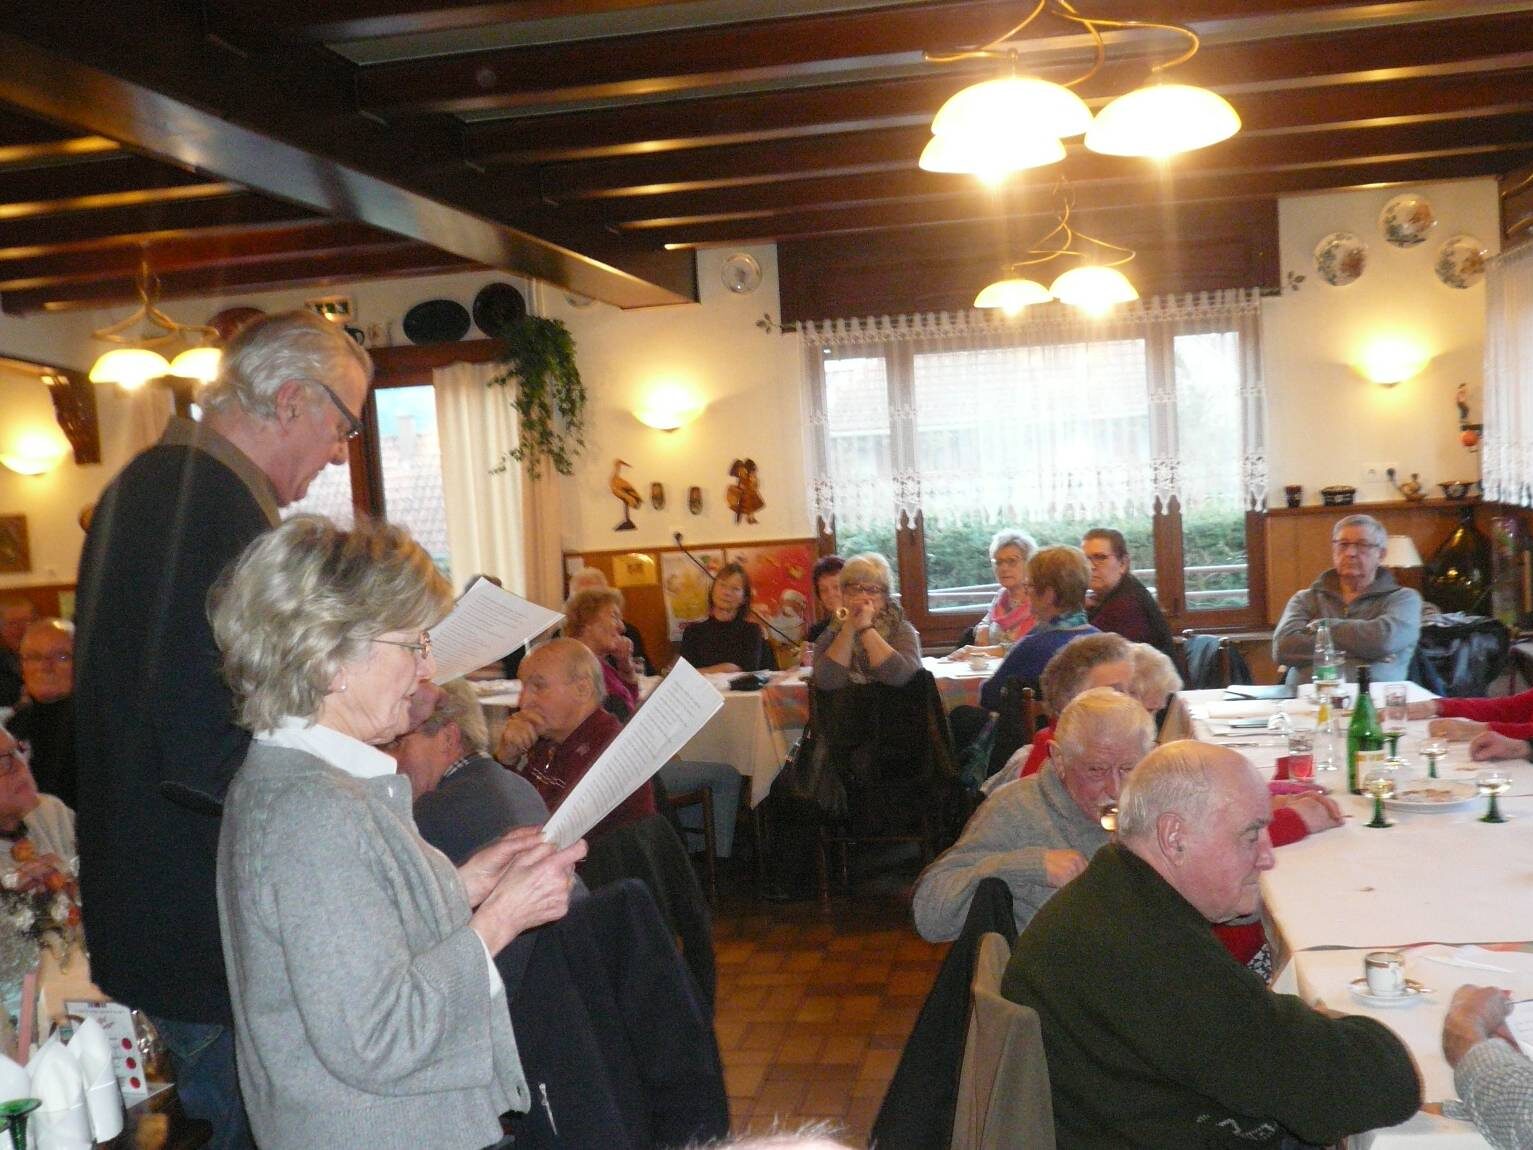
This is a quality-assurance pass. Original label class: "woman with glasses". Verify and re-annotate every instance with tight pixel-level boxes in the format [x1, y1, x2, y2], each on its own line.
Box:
[210, 516, 585, 1150]
[811, 552, 921, 689]
[980, 545, 1099, 712]
[677, 561, 773, 673]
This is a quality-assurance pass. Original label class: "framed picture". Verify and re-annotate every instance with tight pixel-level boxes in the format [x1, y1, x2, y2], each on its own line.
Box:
[0, 516, 29, 574]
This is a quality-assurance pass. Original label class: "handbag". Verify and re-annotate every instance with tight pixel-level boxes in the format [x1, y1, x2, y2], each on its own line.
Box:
[776, 723, 847, 818]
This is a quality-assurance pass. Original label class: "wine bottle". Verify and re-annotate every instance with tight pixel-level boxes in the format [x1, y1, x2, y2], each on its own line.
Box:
[1347, 665, 1385, 795]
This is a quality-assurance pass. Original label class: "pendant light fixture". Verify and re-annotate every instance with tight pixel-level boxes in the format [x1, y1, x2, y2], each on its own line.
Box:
[88, 260, 221, 390]
[922, 0, 1240, 178]
[974, 188, 1139, 316]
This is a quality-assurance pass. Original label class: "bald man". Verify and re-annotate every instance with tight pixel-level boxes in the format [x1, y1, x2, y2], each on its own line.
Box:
[1003, 741, 1420, 1148]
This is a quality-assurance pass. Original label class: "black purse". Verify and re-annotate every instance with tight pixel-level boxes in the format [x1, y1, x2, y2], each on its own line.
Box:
[777, 723, 847, 818]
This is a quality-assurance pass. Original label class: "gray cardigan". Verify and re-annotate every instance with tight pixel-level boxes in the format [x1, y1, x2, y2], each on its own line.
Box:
[912, 764, 1107, 942]
[811, 618, 922, 689]
[217, 744, 528, 1150]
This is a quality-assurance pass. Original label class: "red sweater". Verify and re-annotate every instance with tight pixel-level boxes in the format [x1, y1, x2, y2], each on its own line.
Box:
[1436, 688, 1533, 740]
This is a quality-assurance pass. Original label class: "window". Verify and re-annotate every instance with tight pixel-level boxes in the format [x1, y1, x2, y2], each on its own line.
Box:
[801, 292, 1266, 639]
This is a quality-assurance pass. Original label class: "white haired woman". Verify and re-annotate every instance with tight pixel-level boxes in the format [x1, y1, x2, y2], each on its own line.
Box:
[211, 516, 585, 1150]
[810, 552, 922, 689]
[947, 528, 1038, 662]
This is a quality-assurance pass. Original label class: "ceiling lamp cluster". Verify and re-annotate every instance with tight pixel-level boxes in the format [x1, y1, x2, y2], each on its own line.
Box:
[974, 191, 1138, 317]
[919, 0, 1241, 181]
[88, 261, 221, 390]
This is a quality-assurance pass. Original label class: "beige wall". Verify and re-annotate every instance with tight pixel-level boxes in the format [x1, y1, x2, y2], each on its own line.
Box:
[1262, 177, 1498, 508]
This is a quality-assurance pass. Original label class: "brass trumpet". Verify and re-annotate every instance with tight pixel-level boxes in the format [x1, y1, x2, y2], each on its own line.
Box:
[833, 606, 850, 622]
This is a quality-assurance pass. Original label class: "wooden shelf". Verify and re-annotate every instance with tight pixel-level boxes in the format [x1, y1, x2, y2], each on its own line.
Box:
[1267, 498, 1478, 518]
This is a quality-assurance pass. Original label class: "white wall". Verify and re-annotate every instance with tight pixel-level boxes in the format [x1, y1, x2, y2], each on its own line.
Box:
[541, 245, 808, 554]
[1263, 177, 1498, 505]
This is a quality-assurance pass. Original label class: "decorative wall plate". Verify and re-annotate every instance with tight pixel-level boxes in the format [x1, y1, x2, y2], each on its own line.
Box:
[402, 299, 471, 344]
[1434, 234, 1489, 289]
[1314, 232, 1367, 286]
[1379, 193, 1437, 248]
[472, 282, 526, 337]
[721, 252, 762, 294]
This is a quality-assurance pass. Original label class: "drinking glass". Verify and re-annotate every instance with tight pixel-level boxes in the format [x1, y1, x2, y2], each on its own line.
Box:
[1476, 769, 1512, 824]
[1383, 685, 1409, 736]
[1362, 762, 1398, 828]
[0, 1098, 37, 1150]
[1285, 729, 1315, 781]
[1419, 738, 1448, 779]
[973, 622, 992, 648]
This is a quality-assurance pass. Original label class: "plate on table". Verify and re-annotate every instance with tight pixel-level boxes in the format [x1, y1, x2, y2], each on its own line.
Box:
[1383, 780, 1477, 811]
[1349, 978, 1432, 1008]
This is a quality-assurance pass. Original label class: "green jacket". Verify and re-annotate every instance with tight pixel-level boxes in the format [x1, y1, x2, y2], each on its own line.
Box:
[1003, 843, 1420, 1147]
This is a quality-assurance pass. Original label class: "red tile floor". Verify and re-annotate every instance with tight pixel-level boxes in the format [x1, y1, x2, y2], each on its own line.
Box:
[710, 865, 951, 1146]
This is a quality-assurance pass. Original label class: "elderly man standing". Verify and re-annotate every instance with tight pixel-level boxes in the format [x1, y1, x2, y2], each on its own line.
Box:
[0, 597, 34, 709]
[914, 688, 1151, 941]
[1274, 513, 1422, 683]
[74, 311, 371, 1150]
[1004, 740, 1421, 1147]
[496, 638, 656, 841]
[8, 619, 76, 807]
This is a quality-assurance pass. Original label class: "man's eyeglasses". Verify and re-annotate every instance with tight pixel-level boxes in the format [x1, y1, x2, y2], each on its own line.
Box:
[310, 380, 363, 441]
[20, 652, 71, 665]
[1085, 554, 1118, 566]
[374, 632, 433, 661]
[1081, 762, 1137, 781]
[845, 582, 887, 596]
[1332, 539, 1381, 553]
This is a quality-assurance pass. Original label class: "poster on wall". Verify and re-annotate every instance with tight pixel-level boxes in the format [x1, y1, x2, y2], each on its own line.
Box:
[662, 549, 724, 640]
[727, 543, 815, 665]
[0, 516, 30, 575]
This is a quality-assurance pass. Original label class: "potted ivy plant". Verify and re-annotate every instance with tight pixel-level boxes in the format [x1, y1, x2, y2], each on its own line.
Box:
[488, 315, 587, 477]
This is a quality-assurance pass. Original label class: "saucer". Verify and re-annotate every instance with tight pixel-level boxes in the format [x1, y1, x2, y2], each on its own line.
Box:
[1349, 977, 1430, 1007]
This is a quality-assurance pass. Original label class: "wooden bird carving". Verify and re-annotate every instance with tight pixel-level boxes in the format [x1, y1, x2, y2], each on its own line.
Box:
[610, 458, 642, 531]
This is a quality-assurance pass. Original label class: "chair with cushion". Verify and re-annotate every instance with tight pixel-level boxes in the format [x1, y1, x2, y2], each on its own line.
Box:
[951, 932, 1055, 1150]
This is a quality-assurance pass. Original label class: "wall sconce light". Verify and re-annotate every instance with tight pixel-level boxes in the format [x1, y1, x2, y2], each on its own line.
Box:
[635, 385, 704, 432]
[0, 431, 69, 476]
[1358, 338, 1429, 387]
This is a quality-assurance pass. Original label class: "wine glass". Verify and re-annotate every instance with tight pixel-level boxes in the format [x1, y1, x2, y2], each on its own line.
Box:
[1383, 685, 1409, 735]
[1099, 805, 1119, 833]
[0, 1098, 38, 1150]
[1420, 738, 1449, 779]
[1476, 769, 1513, 824]
[1362, 762, 1399, 828]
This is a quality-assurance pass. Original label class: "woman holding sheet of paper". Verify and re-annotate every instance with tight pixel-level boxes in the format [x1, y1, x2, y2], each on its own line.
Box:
[209, 515, 584, 1150]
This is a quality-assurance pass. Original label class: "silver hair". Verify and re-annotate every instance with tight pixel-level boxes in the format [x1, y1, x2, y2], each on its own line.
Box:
[428, 678, 491, 753]
[564, 587, 624, 637]
[528, 637, 607, 704]
[1116, 740, 1254, 841]
[1331, 514, 1387, 548]
[1039, 632, 1133, 712]
[210, 515, 451, 731]
[199, 310, 372, 420]
[988, 529, 1038, 563]
[1129, 642, 1182, 709]
[839, 552, 894, 595]
[1052, 687, 1155, 765]
[569, 566, 609, 594]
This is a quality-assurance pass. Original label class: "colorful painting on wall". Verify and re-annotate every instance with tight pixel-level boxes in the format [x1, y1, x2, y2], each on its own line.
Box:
[727, 542, 815, 664]
[661, 549, 724, 640]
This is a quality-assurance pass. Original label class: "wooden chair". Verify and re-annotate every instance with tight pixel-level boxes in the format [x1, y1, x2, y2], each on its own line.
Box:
[987, 681, 1046, 778]
[654, 777, 717, 905]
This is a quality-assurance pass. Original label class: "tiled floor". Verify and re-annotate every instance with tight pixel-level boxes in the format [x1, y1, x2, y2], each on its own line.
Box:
[710, 860, 950, 1147]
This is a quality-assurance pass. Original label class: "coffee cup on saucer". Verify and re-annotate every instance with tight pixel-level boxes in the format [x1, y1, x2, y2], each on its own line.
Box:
[1364, 951, 1406, 997]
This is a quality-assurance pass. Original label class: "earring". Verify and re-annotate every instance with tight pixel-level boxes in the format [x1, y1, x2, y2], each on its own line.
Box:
[337, 680, 348, 694]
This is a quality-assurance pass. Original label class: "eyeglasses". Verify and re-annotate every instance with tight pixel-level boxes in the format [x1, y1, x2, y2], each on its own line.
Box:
[20, 652, 72, 665]
[845, 582, 887, 596]
[1084, 553, 1119, 566]
[0, 746, 27, 776]
[1332, 539, 1381, 553]
[309, 379, 363, 441]
[374, 632, 433, 660]
[1081, 762, 1137, 781]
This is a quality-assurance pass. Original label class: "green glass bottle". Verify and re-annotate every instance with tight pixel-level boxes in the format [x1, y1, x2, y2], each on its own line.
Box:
[1347, 665, 1385, 795]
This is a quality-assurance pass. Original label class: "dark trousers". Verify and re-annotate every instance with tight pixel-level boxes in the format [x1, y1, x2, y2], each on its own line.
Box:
[147, 1014, 253, 1150]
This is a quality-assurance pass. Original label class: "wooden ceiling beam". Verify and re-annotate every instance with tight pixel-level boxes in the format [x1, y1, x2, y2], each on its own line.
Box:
[0, 221, 396, 290]
[205, 0, 707, 42]
[0, 193, 317, 257]
[2, 241, 478, 314]
[0, 154, 211, 206]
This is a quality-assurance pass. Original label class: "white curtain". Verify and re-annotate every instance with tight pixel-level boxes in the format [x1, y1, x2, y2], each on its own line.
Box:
[433, 362, 528, 595]
[800, 290, 1266, 531]
[1482, 242, 1533, 506]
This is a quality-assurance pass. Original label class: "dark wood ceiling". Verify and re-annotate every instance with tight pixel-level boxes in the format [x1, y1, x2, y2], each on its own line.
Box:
[1, 1, 1531, 324]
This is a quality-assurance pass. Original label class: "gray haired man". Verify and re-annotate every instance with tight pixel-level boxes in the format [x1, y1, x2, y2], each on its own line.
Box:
[74, 311, 372, 1150]
[1272, 512, 1422, 683]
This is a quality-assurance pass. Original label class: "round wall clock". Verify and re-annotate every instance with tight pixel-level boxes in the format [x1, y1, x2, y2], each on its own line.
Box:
[721, 253, 762, 294]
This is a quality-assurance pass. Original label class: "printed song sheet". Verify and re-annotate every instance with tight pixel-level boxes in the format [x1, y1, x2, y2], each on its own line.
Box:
[429, 577, 564, 684]
[542, 659, 723, 849]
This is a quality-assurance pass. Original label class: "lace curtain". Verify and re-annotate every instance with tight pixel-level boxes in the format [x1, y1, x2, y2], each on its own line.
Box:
[800, 290, 1266, 532]
[1482, 242, 1533, 506]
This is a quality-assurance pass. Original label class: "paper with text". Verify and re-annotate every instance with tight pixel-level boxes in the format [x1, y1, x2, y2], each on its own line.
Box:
[429, 578, 563, 684]
[1507, 1000, 1533, 1055]
[542, 659, 723, 849]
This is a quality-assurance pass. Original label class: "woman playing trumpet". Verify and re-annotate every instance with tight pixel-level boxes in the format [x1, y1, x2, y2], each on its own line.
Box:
[810, 553, 921, 689]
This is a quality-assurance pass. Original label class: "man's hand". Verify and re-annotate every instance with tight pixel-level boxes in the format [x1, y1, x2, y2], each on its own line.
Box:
[1443, 985, 1514, 1067]
[1043, 849, 1088, 888]
[1284, 792, 1345, 834]
[1470, 730, 1529, 762]
[1406, 699, 1439, 721]
[495, 712, 543, 762]
[1429, 717, 1489, 741]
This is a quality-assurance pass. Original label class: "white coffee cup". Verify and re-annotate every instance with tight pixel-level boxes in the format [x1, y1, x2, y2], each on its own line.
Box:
[968, 653, 989, 672]
[1364, 950, 1406, 997]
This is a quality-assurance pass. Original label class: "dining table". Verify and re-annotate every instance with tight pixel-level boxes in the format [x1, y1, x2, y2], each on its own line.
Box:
[1184, 683, 1533, 1149]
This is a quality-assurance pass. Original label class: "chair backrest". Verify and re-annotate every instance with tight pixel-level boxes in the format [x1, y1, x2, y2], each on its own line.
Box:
[987, 680, 1044, 778]
[1176, 632, 1252, 689]
[810, 669, 959, 788]
[951, 933, 1055, 1150]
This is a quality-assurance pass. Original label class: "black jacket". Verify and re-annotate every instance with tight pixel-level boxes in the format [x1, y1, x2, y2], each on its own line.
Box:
[74, 441, 273, 1024]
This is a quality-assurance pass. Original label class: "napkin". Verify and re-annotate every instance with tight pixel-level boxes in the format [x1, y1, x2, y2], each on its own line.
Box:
[66, 1018, 122, 1141]
[1204, 701, 1278, 720]
[28, 1036, 90, 1150]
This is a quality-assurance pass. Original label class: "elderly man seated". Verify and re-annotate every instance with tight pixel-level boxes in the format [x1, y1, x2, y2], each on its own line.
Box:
[496, 638, 655, 842]
[1004, 740, 1421, 1148]
[914, 688, 1152, 942]
[0, 725, 74, 888]
[390, 679, 550, 863]
[1273, 513, 1422, 684]
[7, 619, 77, 808]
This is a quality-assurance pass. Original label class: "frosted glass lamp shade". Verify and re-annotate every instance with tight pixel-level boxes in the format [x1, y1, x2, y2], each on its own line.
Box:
[88, 347, 171, 390]
[932, 76, 1093, 140]
[1049, 265, 1139, 313]
[918, 131, 1065, 181]
[168, 346, 222, 383]
[1084, 83, 1240, 158]
[974, 277, 1053, 315]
